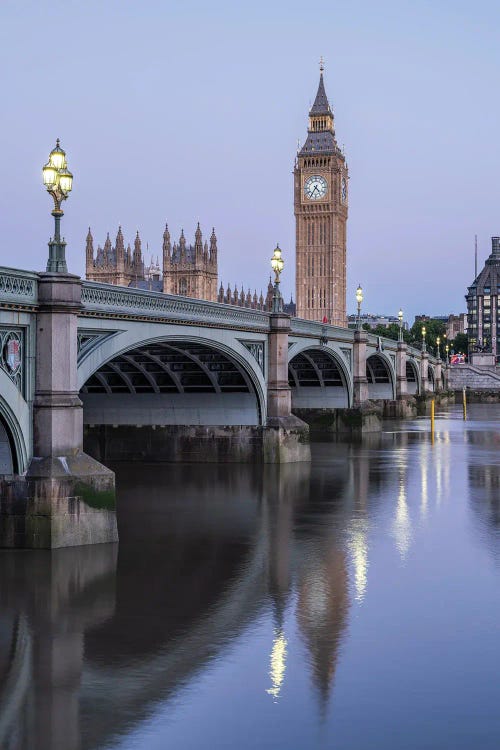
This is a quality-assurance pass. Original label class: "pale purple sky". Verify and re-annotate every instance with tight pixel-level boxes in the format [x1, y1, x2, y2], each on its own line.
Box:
[1, 0, 498, 322]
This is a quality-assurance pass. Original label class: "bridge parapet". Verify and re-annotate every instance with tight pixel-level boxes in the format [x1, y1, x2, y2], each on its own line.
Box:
[81, 281, 270, 331]
[0, 267, 39, 308]
[289, 317, 354, 343]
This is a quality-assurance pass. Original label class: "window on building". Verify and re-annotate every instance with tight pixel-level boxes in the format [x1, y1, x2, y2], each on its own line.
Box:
[179, 278, 187, 295]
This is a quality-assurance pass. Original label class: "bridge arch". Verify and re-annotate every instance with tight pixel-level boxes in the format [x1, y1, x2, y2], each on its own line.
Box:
[0, 376, 29, 474]
[406, 359, 420, 395]
[366, 352, 396, 400]
[427, 364, 435, 392]
[288, 345, 352, 409]
[79, 334, 267, 427]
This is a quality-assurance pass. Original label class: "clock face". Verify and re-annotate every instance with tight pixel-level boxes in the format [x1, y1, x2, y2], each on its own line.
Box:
[304, 175, 327, 200]
[341, 177, 347, 203]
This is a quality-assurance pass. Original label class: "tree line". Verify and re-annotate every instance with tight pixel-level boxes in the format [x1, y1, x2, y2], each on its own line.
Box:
[362, 319, 468, 357]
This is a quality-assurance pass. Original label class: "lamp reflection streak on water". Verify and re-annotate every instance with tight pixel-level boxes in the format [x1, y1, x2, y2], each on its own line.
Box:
[266, 627, 288, 700]
[435, 438, 443, 507]
[393, 477, 412, 560]
[347, 519, 369, 603]
[420, 443, 429, 519]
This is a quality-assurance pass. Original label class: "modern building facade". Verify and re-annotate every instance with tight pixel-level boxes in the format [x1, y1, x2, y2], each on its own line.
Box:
[295, 63, 348, 326]
[466, 236, 500, 356]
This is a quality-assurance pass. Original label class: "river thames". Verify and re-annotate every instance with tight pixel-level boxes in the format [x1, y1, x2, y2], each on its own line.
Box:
[1, 403, 500, 749]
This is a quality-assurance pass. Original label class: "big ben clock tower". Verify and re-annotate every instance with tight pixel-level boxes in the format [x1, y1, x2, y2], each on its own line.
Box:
[295, 61, 348, 325]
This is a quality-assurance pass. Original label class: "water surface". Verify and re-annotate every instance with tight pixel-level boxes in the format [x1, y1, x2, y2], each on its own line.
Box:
[1, 404, 500, 749]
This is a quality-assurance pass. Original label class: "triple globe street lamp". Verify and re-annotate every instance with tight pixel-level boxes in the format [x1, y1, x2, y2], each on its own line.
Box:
[270, 244, 285, 313]
[42, 139, 73, 273]
[398, 308, 403, 341]
[356, 284, 363, 330]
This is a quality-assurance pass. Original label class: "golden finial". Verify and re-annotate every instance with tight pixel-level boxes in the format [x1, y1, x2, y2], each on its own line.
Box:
[319, 55, 324, 73]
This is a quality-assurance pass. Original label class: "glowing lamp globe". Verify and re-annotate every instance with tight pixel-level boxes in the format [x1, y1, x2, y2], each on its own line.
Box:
[42, 162, 58, 188]
[49, 139, 66, 170]
[58, 168, 73, 194]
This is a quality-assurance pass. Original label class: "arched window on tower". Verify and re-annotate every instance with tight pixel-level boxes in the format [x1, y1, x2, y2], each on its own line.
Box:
[179, 277, 187, 295]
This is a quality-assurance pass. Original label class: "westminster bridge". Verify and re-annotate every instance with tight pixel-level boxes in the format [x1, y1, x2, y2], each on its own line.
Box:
[0, 266, 443, 548]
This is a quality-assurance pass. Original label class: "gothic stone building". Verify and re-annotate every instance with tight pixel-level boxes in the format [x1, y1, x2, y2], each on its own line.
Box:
[295, 65, 348, 326]
[86, 223, 218, 301]
[466, 236, 500, 357]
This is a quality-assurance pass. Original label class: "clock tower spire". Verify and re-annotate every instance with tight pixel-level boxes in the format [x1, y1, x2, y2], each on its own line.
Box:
[294, 62, 348, 325]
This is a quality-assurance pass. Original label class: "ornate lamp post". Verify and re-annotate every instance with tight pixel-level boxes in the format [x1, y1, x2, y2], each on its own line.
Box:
[270, 244, 285, 313]
[398, 308, 404, 342]
[436, 335, 441, 359]
[421, 325, 427, 352]
[445, 344, 449, 363]
[356, 284, 363, 330]
[42, 139, 73, 273]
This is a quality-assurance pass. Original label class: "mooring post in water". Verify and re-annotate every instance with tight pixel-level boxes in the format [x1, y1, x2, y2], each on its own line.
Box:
[430, 398, 435, 443]
[463, 387, 467, 421]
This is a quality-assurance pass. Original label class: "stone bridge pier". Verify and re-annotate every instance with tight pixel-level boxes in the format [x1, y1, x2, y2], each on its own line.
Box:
[0, 274, 118, 549]
[265, 313, 311, 462]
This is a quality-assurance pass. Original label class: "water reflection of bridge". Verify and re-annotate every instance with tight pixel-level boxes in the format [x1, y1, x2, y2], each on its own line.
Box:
[0, 448, 399, 749]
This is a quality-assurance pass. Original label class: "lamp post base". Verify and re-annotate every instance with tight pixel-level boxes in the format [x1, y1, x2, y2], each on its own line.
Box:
[46, 238, 68, 274]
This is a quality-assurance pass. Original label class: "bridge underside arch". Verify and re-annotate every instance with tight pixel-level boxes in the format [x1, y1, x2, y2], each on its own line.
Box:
[0, 377, 29, 475]
[288, 348, 350, 409]
[81, 340, 262, 426]
[366, 354, 394, 400]
[427, 365, 435, 392]
[406, 360, 419, 395]
[0, 417, 14, 474]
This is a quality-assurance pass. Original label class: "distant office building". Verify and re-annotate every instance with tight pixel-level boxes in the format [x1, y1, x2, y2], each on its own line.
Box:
[446, 313, 467, 340]
[466, 236, 500, 355]
[347, 313, 408, 330]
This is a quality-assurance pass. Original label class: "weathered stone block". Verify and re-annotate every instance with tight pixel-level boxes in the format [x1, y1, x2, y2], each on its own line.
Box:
[0, 453, 117, 549]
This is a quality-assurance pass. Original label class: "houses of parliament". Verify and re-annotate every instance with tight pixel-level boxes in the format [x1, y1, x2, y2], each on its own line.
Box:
[85, 63, 347, 323]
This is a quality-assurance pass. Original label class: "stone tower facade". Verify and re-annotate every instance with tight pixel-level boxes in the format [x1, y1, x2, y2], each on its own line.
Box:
[295, 64, 348, 326]
[86, 227, 145, 286]
[162, 223, 218, 301]
[85, 224, 218, 302]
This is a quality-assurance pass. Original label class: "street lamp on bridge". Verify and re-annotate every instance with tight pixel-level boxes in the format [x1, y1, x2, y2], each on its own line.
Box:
[398, 308, 403, 342]
[356, 285, 363, 330]
[421, 325, 427, 352]
[42, 139, 73, 273]
[436, 336, 441, 359]
[445, 343, 449, 363]
[270, 244, 285, 313]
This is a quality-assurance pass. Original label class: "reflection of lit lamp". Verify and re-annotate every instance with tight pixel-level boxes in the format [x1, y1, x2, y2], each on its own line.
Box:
[398, 308, 403, 342]
[42, 139, 73, 273]
[348, 520, 368, 602]
[356, 285, 363, 330]
[266, 627, 288, 700]
[421, 325, 427, 352]
[270, 244, 285, 313]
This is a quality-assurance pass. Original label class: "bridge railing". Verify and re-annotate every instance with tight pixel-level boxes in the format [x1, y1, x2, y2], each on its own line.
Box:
[0, 267, 39, 307]
[81, 281, 271, 331]
[289, 317, 354, 342]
